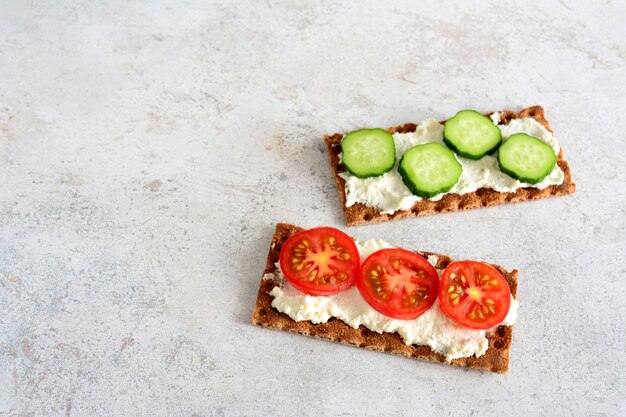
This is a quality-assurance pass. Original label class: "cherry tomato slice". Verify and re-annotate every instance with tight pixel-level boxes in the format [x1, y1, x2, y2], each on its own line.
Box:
[439, 261, 511, 330]
[357, 248, 439, 320]
[279, 227, 360, 296]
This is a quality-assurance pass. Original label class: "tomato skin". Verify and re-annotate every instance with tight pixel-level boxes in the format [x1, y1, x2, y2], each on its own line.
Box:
[279, 227, 360, 296]
[357, 248, 440, 320]
[439, 261, 511, 330]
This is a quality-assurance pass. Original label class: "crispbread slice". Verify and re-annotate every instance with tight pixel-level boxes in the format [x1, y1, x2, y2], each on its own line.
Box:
[324, 106, 576, 226]
[251, 223, 518, 373]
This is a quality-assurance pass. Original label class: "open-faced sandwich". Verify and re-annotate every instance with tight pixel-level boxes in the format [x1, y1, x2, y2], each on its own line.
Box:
[324, 106, 575, 226]
[252, 224, 519, 373]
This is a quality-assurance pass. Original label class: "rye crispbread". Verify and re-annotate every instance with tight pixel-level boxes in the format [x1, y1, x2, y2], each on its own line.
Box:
[251, 223, 518, 373]
[324, 106, 576, 226]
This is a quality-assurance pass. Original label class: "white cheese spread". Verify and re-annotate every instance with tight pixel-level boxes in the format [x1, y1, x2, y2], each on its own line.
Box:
[268, 239, 519, 362]
[340, 114, 564, 214]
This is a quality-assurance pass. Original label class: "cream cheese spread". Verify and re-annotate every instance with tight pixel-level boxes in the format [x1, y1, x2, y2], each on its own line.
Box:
[339, 114, 564, 215]
[267, 239, 519, 362]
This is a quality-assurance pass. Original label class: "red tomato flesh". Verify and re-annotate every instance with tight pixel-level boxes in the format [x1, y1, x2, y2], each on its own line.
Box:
[279, 227, 360, 296]
[439, 261, 511, 330]
[357, 248, 439, 320]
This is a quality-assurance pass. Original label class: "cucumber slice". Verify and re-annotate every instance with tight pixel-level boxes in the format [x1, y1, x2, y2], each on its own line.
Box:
[341, 128, 396, 178]
[443, 110, 502, 159]
[497, 133, 557, 184]
[398, 143, 462, 198]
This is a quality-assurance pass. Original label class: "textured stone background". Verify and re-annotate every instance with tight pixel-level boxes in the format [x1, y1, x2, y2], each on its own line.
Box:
[1, 1, 625, 416]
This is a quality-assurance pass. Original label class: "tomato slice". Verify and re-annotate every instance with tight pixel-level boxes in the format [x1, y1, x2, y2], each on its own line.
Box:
[357, 248, 439, 320]
[279, 227, 360, 296]
[439, 261, 511, 330]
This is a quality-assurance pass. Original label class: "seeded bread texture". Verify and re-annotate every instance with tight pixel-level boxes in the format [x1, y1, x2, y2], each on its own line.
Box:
[324, 106, 576, 226]
[250, 223, 518, 373]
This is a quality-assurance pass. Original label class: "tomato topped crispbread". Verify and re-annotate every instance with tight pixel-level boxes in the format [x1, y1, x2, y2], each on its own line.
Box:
[251, 223, 517, 373]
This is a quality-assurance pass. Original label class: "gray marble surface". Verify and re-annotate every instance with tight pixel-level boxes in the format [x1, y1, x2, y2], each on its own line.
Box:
[1, 1, 625, 416]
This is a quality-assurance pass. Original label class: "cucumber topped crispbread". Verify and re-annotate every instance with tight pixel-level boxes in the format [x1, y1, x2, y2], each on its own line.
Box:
[324, 106, 575, 226]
